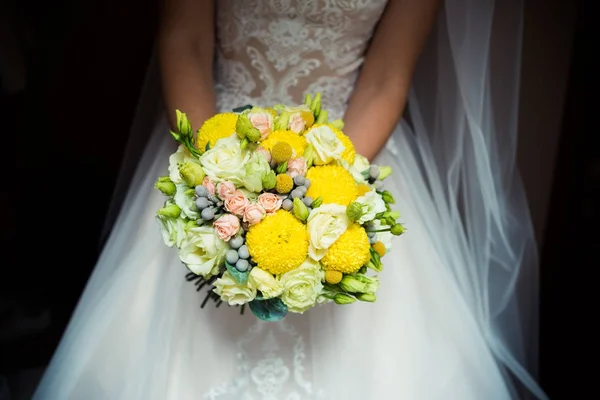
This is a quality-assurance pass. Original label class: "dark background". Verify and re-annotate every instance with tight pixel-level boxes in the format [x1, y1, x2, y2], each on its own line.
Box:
[0, 0, 593, 398]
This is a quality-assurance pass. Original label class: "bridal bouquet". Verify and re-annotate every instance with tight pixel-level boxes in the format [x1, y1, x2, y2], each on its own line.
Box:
[154, 93, 404, 321]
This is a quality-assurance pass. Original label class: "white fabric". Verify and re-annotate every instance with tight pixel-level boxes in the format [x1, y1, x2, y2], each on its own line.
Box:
[34, 0, 547, 399]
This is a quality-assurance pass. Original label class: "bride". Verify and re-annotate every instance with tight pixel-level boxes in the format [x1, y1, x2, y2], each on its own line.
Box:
[34, 0, 548, 399]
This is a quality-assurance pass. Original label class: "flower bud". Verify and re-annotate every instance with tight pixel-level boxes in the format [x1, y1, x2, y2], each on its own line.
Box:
[235, 112, 253, 139]
[246, 127, 261, 142]
[154, 177, 176, 196]
[391, 224, 405, 236]
[176, 110, 192, 137]
[293, 197, 309, 222]
[157, 203, 181, 218]
[304, 93, 313, 106]
[262, 170, 277, 190]
[339, 274, 379, 294]
[310, 92, 322, 117]
[315, 109, 328, 124]
[356, 293, 377, 302]
[333, 293, 356, 305]
[382, 190, 396, 204]
[378, 166, 393, 180]
[311, 196, 323, 208]
[346, 202, 364, 222]
[179, 162, 205, 187]
[330, 119, 344, 130]
[274, 111, 291, 131]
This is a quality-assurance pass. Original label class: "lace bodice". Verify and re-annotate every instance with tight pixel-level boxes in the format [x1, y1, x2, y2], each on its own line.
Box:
[214, 0, 388, 119]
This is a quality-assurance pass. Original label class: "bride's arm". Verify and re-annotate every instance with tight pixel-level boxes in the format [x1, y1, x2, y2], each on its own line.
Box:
[158, 0, 216, 131]
[343, 0, 441, 160]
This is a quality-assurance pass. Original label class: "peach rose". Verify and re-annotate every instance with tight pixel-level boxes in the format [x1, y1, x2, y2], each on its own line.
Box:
[202, 176, 216, 195]
[217, 180, 236, 200]
[257, 193, 283, 215]
[213, 214, 240, 241]
[256, 146, 272, 163]
[287, 157, 307, 178]
[289, 113, 306, 134]
[243, 203, 266, 226]
[224, 190, 250, 216]
[249, 111, 273, 140]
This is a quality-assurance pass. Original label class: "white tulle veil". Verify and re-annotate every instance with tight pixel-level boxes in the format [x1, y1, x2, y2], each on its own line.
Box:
[386, 0, 545, 397]
[36, 0, 546, 398]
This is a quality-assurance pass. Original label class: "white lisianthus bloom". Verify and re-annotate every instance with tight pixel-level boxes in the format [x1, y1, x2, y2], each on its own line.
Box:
[156, 202, 187, 248]
[306, 204, 351, 261]
[354, 190, 387, 223]
[178, 226, 227, 277]
[174, 184, 199, 220]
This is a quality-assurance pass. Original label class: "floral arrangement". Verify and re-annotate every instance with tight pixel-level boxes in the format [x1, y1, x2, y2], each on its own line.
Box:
[154, 93, 404, 321]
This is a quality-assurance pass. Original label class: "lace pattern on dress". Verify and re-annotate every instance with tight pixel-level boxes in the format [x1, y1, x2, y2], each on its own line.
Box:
[203, 320, 326, 400]
[214, 0, 388, 120]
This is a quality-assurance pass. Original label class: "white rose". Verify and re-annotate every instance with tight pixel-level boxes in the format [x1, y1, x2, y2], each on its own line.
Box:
[168, 145, 198, 184]
[279, 259, 324, 313]
[304, 125, 345, 165]
[178, 226, 227, 277]
[174, 184, 199, 220]
[213, 271, 257, 306]
[355, 190, 387, 223]
[306, 204, 351, 261]
[248, 267, 284, 299]
[156, 205, 187, 248]
[199, 134, 250, 184]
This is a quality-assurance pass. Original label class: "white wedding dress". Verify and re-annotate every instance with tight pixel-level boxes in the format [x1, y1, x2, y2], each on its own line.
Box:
[34, 1, 548, 399]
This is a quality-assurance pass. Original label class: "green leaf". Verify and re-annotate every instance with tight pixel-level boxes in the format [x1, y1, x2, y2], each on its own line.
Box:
[232, 104, 253, 113]
[205, 142, 211, 152]
[249, 297, 288, 321]
[225, 261, 249, 284]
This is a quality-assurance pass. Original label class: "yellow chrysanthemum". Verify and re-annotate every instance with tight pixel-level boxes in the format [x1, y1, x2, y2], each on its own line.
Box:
[305, 165, 358, 206]
[196, 113, 238, 153]
[246, 210, 309, 275]
[309, 124, 356, 164]
[357, 184, 372, 197]
[261, 130, 307, 157]
[321, 224, 371, 274]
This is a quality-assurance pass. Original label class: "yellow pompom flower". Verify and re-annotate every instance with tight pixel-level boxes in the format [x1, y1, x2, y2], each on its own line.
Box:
[309, 124, 356, 164]
[246, 210, 309, 275]
[321, 224, 371, 274]
[275, 174, 294, 194]
[372, 241, 386, 257]
[196, 113, 238, 153]
[271, 142, 293, 164]
[324, 270, 343, 284]
[261, 130, 307, 157]
[305, 165, 358, 206]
